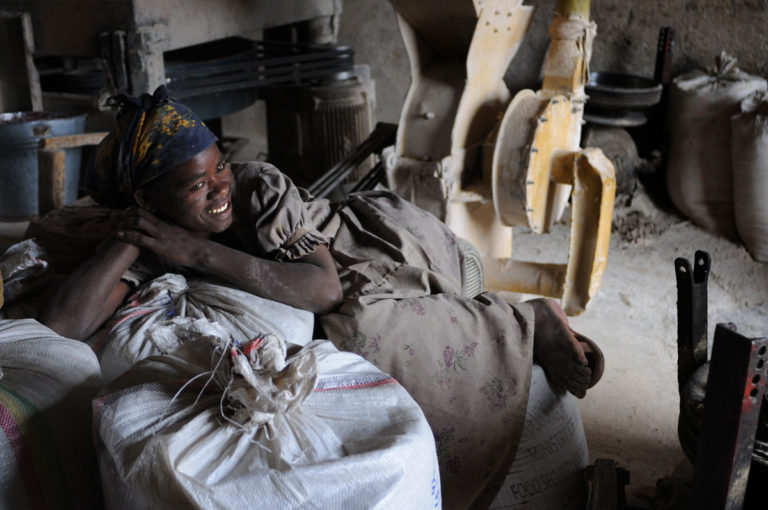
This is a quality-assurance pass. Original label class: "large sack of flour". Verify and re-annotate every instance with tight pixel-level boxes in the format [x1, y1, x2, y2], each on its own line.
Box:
[731, 91, 768, 261]
[91, 273, 315, 383]
[489, 364, 589, 509]
[666, 52, 767, 238]
[94, 322, 441, 510]
[0, 319, 103, 509]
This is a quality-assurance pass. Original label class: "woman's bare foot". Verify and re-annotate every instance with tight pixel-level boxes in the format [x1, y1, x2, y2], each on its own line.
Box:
[528, 298, 596, 398]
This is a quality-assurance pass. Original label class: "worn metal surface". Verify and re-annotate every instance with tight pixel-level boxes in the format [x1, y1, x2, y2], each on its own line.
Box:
[654, 27, 676, 86]
[584, 458, 629, 510]
[675, 251, 711, 396]
[688, 325, 768, 510]
[675, 250, 711, 464]
[350, 161, 386, 194]
[166, 41, 355, 100]
[307, 122, 397, 199]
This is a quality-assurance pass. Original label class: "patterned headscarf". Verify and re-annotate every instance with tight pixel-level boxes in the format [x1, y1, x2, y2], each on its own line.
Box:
[87, 85, 218, 207]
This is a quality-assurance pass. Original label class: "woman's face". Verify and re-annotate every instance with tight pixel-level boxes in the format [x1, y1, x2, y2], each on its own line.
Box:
[136, 144, 234, 234]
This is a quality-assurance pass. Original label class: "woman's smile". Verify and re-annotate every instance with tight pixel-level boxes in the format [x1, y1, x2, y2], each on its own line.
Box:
[138, 144, 235, 234]
[207, 201, 230, 215]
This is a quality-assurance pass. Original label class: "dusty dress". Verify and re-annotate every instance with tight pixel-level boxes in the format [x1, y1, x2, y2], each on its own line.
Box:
[125, 161, 535, 509]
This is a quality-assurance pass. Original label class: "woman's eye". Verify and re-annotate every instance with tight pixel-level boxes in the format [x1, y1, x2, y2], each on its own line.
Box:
[190, 182, 204, 192]
[216, 161, 228, 173]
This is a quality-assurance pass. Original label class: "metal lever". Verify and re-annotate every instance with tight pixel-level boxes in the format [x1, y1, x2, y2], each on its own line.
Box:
[308, 122, 397, 198]
[674, 250, 711, 395]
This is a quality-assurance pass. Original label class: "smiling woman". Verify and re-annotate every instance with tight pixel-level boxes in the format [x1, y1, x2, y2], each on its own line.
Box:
[38, 85, 343, 340]
[134, 145, 235, 234]
[35, 85, 603, 510]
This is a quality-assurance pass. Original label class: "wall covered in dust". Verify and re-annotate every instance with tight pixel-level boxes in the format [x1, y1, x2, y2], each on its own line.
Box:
[338, 0, 768, 123]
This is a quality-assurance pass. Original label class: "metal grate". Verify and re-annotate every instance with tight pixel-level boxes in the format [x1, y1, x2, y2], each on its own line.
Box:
[457, 237, 484, 299]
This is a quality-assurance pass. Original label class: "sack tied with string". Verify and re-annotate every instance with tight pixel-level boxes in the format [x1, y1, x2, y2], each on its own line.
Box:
[91, 273, 315, 383]
[93, 319, 441, 510]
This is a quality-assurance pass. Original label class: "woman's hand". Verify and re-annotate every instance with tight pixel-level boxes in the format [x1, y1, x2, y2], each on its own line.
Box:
[116, 207, 205, 267]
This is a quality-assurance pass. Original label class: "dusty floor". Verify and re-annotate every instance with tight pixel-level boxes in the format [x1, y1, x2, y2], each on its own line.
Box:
[512, 181, 768, 506]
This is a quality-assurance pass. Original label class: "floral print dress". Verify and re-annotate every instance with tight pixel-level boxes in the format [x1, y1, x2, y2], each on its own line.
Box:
[234, 162, 536, 509]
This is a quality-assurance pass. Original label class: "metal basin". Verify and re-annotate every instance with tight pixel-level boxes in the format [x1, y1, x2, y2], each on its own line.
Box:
[586, 71, 663, 110]
[0, 112, 86, 218]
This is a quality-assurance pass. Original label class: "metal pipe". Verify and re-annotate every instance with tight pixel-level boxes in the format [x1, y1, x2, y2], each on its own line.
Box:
[556, 0, 591, 18]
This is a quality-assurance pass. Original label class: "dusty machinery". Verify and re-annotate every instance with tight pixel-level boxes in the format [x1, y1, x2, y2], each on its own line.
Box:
[675, 251, 768, 510]
[385, 0, 615, 315]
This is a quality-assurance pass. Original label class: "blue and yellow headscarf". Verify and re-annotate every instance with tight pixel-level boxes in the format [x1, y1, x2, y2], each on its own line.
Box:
[87, 85, 218, 207]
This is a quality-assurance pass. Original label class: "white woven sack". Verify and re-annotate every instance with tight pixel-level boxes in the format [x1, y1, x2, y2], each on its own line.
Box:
[94, 273, 315, 383]
[731, 91, 768, 261]
[666, 52, 767, 238]
[94, 325, 441, 510]
[0, 319, 103, 509]
[489, 365, 589, 509]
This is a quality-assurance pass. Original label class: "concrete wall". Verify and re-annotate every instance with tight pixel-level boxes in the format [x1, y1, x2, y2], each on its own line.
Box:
[336, 0, 768, 124]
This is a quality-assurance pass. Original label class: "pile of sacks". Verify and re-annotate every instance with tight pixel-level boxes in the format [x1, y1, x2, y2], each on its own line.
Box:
[0, 243, 441, 509]
[667, 51, 768, 261]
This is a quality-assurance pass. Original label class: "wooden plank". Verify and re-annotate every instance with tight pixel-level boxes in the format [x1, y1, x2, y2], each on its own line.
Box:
[0, 11, 42, 111]
[37, 149, 67, 216]
[38, 132, 108, 151]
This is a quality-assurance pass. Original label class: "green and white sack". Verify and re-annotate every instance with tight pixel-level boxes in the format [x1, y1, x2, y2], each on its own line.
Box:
[666, 52, 767, 238]
[731, 90, 768, 261]
[94, 321, 441, 510]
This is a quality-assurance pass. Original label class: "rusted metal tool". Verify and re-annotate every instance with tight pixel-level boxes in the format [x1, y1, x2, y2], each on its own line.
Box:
[674, 250, 710, 396]
[584, 458, 629, 510]
[675, 250, 711, 463]
[688, 325, 768, 510]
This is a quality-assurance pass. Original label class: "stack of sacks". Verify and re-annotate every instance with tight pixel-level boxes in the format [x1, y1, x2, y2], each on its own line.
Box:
[93, 319, 441, 509]
[0, 319, 103, 508]
[90, 273, 315, 383]
[666, 51, 767, 239]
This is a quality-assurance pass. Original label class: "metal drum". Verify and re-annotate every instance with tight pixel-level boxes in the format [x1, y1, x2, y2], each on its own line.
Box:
[0, 112, 86, 218]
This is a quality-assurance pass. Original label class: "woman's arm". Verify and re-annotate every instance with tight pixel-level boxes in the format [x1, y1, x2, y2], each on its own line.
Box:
[117, 208, 343, 314]
[197, 241, 342, 314]
[37, 240, 140, 340]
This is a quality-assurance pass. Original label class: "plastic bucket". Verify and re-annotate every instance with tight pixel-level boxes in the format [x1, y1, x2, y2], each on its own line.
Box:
[0, 111, 87, 218]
